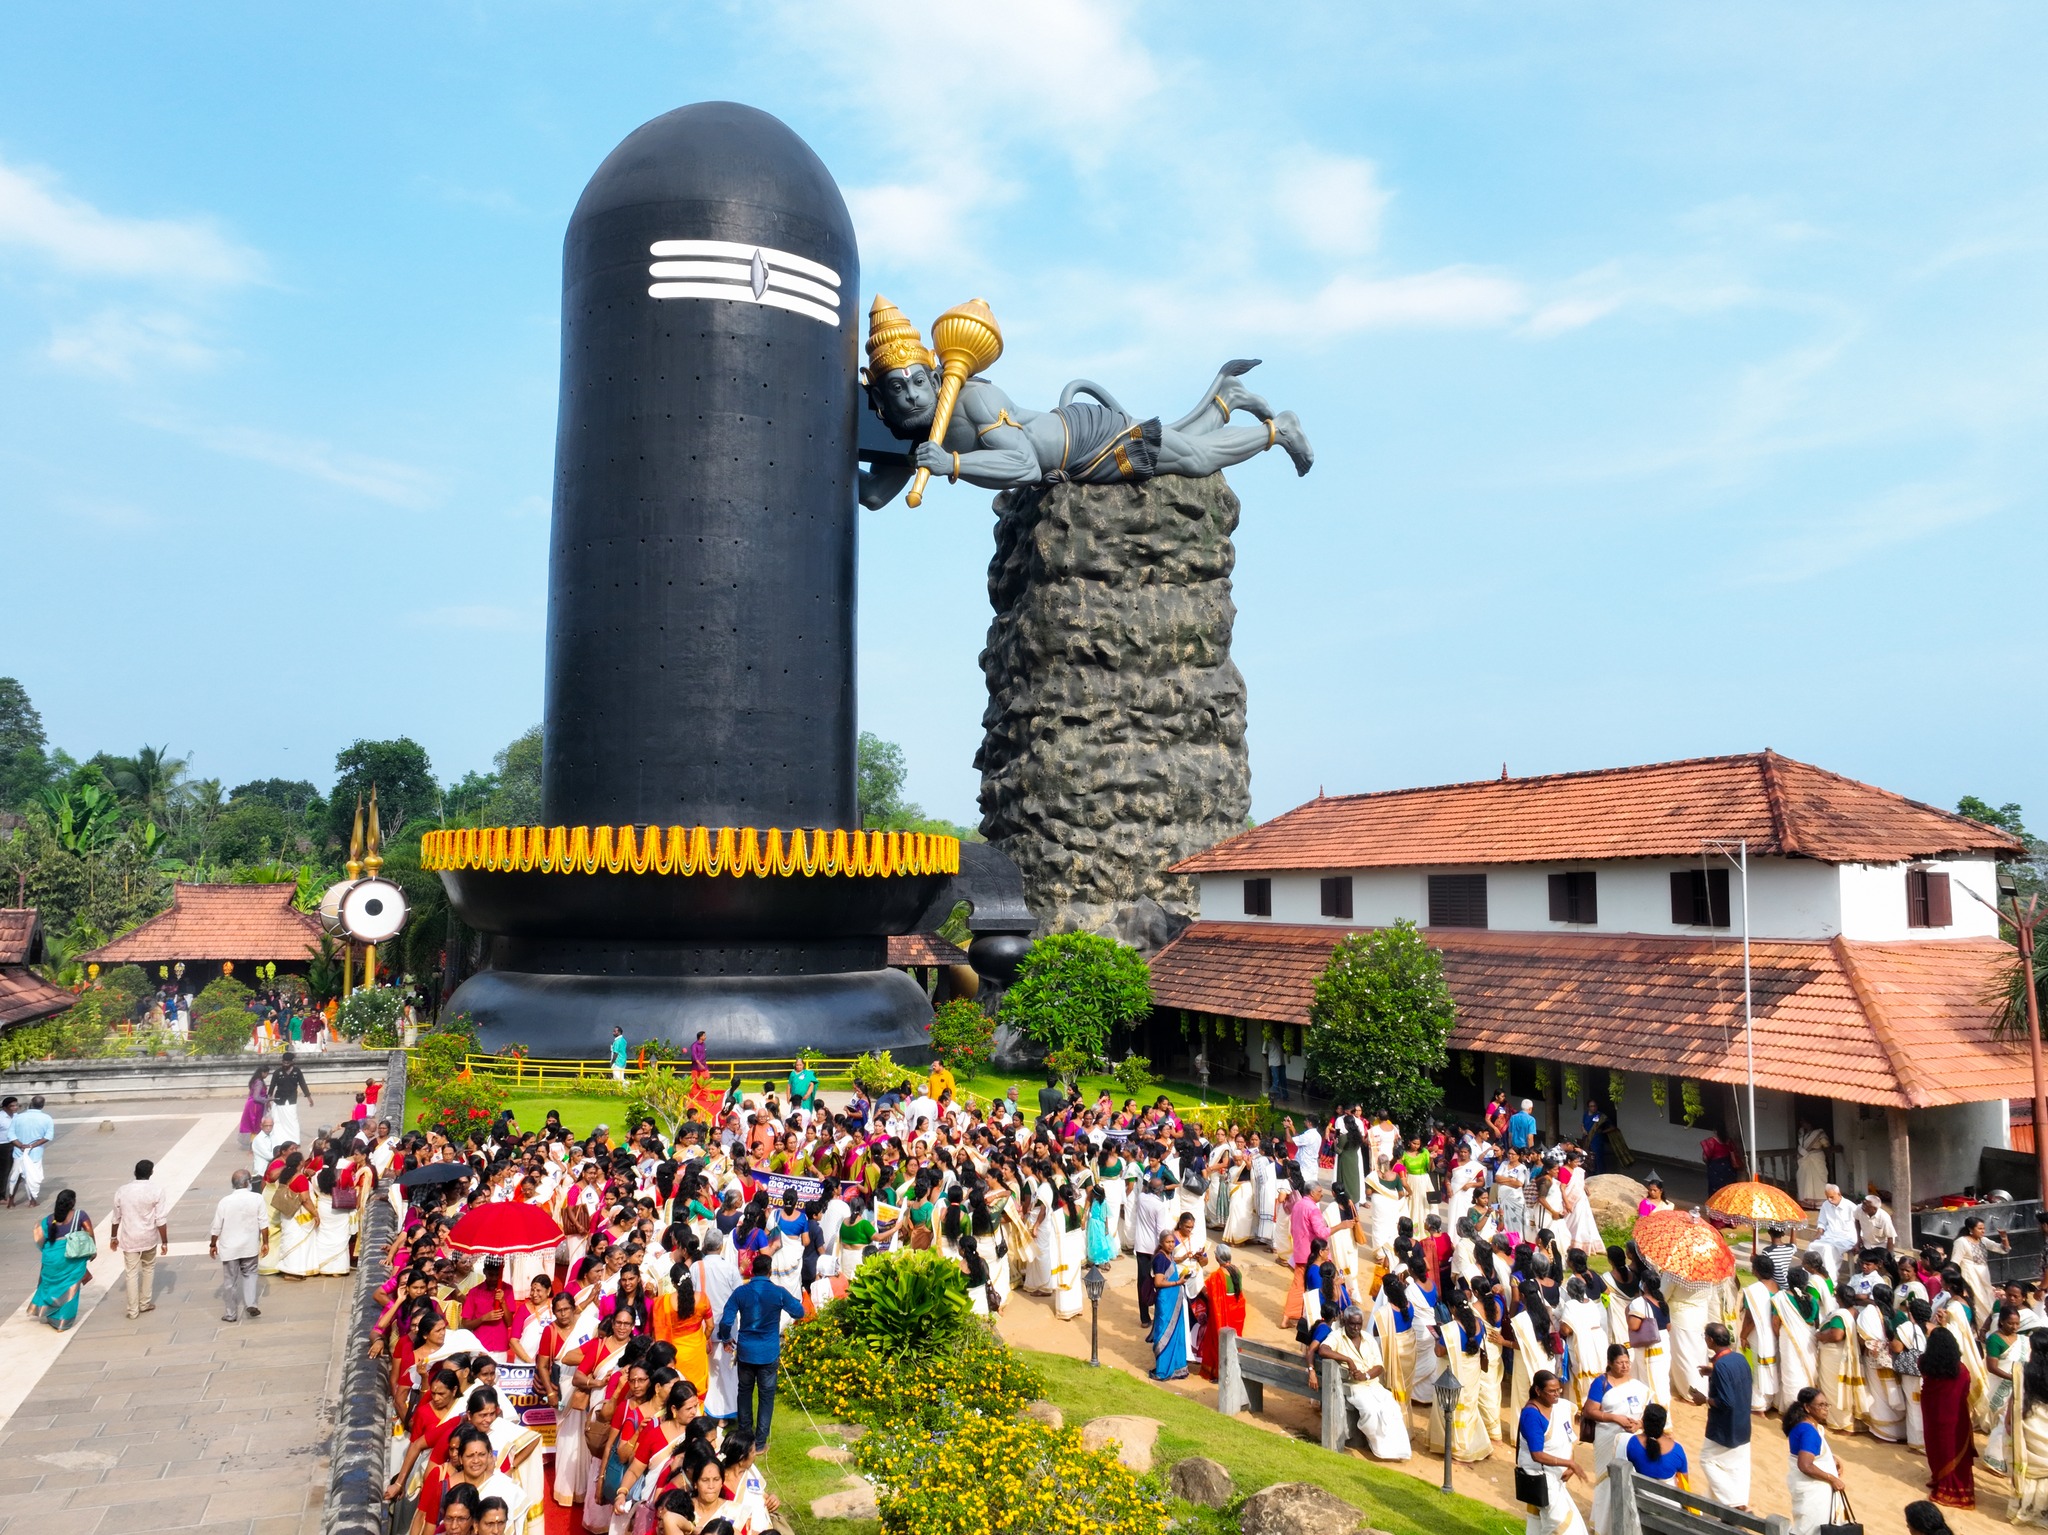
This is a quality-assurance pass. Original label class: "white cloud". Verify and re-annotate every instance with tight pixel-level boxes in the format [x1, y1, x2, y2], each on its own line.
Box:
[1746, 481, 2006, 585]
[1272, 152, 1391, 258]
[143, 414, 439, 507]
[0, 156, 263, 285]
[46, 309, 223, 378]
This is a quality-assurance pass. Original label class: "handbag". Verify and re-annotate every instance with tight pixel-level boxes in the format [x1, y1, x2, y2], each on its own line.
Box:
[332, 1177, 359, 1213]
[1818, 1488, 1862, 1535]
[1514, 1467, 1550, 1508]
[63, 1222, 97, 1260]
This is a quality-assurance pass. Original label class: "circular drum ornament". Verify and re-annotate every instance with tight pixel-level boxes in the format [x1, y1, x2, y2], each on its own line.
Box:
[338, 877, 409, 944]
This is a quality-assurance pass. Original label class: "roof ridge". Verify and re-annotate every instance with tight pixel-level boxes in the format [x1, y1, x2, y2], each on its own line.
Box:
[1313, 751, 1770, 805]
[1756, 750, 1795, 855]
[1769, 754, 2026, 855]
[1830, 933, 1926, 1109]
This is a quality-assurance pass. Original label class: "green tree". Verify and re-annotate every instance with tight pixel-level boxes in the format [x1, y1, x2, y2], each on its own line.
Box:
[231, 778, 321, 816]
[0, 677, 53, 812]
[857, 731, 909, 827]
[443, 769, 499, 824]
[105, 744, 189, 825]
[1305, 921, 1456, 1121]
[481, 725, 542, 825]
[329, 737, 436, 846]
[996, 931, 1152, 1062]
[212, 797, 298, 865]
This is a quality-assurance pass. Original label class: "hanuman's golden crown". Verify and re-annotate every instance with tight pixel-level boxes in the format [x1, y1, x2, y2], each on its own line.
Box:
[865, 294, 936, 376]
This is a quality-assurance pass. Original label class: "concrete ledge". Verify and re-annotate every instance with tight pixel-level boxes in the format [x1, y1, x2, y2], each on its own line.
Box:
[0, 1049, 395, 1105]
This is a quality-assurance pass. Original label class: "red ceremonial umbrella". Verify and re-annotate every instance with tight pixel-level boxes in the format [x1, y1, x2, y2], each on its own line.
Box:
[448, 1201, 563, 1256]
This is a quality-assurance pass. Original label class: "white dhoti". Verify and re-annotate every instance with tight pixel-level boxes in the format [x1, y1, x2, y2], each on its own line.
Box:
[1345, 1380, 1411, 1460]
[272, 1100, 302, 1146]
[1699, 1438, 1751, 1507]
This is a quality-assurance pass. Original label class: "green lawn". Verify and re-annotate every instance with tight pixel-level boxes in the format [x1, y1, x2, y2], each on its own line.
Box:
[412, 1070, 1253, 1138]
[759, 1347, 1517, 1535]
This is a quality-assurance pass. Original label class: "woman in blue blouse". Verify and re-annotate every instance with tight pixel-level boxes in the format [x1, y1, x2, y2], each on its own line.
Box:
[1624, 1403, 1688, 1488]
[1150, 1219, 1193, 1381]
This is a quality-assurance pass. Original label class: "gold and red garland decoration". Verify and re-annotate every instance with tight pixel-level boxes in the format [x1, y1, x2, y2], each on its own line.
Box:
[421, 824, 960, 880]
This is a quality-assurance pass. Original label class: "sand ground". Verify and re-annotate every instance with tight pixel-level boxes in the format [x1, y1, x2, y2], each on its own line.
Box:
[993, 1239, 2013, 1535]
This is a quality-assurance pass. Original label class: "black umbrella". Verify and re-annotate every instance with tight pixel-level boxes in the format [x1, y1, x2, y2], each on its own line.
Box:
[397, 1162, 474, 1189]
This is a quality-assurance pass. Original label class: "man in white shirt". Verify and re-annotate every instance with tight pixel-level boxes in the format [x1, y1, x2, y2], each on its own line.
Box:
[1291, 1121, 1323, 1187]
[1131, 1174, 1170, 1327]
[1854, 1194, 1898, 1254]
[108, 1158, 170, 1321]
[209, 1169, 268, 1321]
[250, 1114, 277, 1177]
[1811, 1185, 1857, 1278]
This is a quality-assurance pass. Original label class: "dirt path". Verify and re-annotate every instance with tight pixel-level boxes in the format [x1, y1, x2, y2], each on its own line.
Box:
[993, 1243, 2013, 1535]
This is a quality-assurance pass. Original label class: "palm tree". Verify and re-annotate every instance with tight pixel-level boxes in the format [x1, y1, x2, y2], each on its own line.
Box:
[108, 745, 190, 825]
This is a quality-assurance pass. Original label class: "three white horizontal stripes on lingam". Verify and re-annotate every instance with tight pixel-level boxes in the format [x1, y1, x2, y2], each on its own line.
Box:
[646, 240, 841, 328]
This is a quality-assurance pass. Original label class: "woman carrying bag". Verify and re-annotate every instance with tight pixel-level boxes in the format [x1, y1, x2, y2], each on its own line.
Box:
[27, 1188, 95, 1331]
[1783, 1387, 1848, 1535]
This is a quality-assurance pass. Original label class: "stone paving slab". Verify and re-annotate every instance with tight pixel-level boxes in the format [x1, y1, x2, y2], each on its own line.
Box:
[0, 1098, 356, 1535]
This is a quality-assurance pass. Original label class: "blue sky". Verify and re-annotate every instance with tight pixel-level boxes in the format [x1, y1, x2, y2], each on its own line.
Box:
[5, 4, 2045, 828]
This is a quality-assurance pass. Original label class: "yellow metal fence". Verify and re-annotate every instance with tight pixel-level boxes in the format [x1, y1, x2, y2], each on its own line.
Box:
[426, 1050, 863, 1093]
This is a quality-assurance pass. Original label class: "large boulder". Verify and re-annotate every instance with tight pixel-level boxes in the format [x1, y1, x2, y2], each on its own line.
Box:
[1168, 1455, 1234, 1507]
[811, 1476, 879, 1521]
[1584, 1174, 1648, 1235]
[1079, 1414, 1162, 1473]
[1238, 1482, 1368, 1535]
[1019, 1400, 1064, 1429]
[978, 473, 1251, 952]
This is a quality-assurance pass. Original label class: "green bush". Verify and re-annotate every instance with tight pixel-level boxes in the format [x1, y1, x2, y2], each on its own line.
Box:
[1110, 1052, 1155, 1101]
[845, 1249, 971, 1355]
[855, 1405, 1165, 1535]
[96, 964, 151, 1007]
[928, 999, 995, 1076]
[37, 987, 125, 1060]
[189, 1011, 253, 1057]
[193, 974, 254, 1020]
[334, 985, 404, 1044]
[415, 1072, 507, 1136]
[998, 931, 1152, 1060]
[1045, 1045, 1095, 1089]
[850, 1049, 899, 1098]
[783, 1307, 1041, 1428]
[410, 1030, 472, 1089]
[0, 1020, 62, 1068]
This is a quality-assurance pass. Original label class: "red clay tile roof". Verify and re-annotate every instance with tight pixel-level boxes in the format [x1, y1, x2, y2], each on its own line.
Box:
[1174, 752, 2024, 873]
[1147, 921, 2026, 1109]
[888, 933, 970, 968]
[80, 883, 322, 966]
[0, 966, 73, 1029]
[0, 910, 41, 967]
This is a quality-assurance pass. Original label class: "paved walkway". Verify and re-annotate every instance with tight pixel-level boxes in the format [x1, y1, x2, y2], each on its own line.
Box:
[0, 1099, 358, 1533]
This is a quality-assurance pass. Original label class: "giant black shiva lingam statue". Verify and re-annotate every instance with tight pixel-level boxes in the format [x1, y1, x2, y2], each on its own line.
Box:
[429, 102, 962, 1059]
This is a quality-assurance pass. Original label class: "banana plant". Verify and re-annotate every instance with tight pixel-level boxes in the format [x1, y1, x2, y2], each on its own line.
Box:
[36, 782, 123, 854]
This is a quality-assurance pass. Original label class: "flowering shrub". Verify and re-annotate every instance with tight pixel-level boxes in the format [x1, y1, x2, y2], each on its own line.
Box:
[782, 1309, 1041, 1428]
[416, 1073, 506, 1134]
[927, 1000, 994, 1076]
[849, 1049, 900, 1098]
[856, 1407, 1166, 1535]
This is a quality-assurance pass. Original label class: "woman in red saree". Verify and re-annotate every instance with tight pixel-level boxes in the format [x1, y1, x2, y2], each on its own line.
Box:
[1196, 1247, 1248, 1381]
[1918, 1326, 1976, 1509]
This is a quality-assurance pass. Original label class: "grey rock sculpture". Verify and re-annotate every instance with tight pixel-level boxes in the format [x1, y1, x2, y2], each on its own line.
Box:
[976, 472, 1252, 953]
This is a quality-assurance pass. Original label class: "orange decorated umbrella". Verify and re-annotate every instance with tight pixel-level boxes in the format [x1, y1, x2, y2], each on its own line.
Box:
[1704, 1181, 1805, 1225]
[1631, 1208, 1736, 1284]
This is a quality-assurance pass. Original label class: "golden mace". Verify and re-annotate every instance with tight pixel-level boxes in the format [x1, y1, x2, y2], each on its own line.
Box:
[906, 298, 1003, 508]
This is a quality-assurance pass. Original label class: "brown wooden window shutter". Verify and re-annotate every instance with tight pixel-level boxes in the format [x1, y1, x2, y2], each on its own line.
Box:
[1670, 871, 1693, 925]
[1671, 868, 1731, 927]
[1924, 870, 1951, 927]
[1905, 868, 1929, 927]
[1428, 873, 1488, 928]
[1320, 876, 1353, 919]
[1550, 874, 1570, 923]
[1243, 878, 1272, 917]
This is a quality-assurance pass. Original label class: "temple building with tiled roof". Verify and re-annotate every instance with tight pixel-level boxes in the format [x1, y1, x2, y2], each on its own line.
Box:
[1150, 751, 2031, 1212]
[78, 883, 322, 988]
[0, 910, 73, 1031]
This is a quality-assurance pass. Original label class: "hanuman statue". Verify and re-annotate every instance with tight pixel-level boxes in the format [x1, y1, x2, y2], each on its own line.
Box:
[858, 295, 1312, 510]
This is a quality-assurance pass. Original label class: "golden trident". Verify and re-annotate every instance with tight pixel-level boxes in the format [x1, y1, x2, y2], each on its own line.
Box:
[905, 298, 1003, 508]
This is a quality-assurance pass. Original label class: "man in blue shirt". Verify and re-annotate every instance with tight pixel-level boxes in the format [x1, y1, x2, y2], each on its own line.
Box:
[1507, 1099, 1538, 1151]
[716, 1252, 806, 1450]
[9, 1094, 55, 1206]
[1699, 1321, 1753, 1508]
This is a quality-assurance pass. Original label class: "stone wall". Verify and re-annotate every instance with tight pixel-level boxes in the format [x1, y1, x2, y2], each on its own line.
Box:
[976, 472, 1252, 953]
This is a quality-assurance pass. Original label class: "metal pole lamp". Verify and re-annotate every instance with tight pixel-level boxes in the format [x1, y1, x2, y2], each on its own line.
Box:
[1083, 1262, 1108, 1367]
[1436, 1368, 1463, 1493]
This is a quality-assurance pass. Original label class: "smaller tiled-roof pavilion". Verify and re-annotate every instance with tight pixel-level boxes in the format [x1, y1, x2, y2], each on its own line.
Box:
[0, 910, 73, 1030]
[79, 883, 322, 989]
